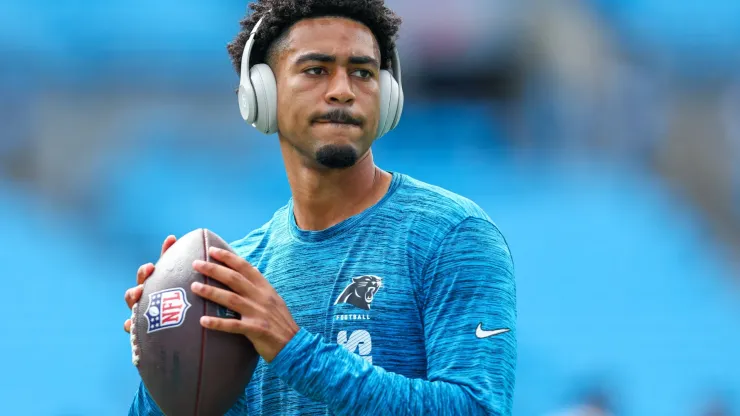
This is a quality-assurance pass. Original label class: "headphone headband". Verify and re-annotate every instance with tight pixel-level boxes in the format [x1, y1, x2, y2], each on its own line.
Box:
[390, 48, 402, 89]
[239, 15, 265, 90]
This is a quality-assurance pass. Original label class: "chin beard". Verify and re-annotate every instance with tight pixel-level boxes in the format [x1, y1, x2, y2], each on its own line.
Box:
[315, 144, 359, 169]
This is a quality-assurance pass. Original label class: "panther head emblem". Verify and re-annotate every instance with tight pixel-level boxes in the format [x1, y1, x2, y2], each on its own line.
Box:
[334, 275, 383, 310]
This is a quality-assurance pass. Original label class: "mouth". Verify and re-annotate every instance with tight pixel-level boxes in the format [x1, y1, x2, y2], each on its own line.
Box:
[313, 119, 360, 127]
[313, 120, 361, 128]
[365, 287, 376, 303]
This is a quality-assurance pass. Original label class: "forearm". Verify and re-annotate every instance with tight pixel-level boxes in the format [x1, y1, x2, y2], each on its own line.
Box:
[269, 329, 512, 416]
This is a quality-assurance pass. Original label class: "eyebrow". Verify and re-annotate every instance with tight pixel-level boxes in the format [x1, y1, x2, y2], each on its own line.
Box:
[294, 53, 379, 68]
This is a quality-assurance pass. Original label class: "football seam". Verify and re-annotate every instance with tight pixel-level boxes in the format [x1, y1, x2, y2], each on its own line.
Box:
[130, 302, 139, 366]
[193, 228, 208, 416]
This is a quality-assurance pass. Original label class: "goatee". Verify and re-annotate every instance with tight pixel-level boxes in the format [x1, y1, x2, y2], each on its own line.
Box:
[315, 145, 358, 169]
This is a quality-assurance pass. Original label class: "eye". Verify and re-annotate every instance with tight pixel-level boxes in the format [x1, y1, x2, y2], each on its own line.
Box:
[304, 67, 327, 76]
[352, 69, 373, 79]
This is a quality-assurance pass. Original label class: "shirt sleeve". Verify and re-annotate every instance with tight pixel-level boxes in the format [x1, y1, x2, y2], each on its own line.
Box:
[128, 382, 163, 416]
[269, 216, 517, 415]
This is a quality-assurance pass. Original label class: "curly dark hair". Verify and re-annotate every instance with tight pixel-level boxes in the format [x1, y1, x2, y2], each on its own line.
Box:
[226, 0, 402, 76]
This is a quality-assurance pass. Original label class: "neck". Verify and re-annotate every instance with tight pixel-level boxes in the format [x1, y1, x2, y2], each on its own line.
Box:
[279, 139, 392, 231]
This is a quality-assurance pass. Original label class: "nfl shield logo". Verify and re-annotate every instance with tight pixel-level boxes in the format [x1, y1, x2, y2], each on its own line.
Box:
[145, 288, 191, 333]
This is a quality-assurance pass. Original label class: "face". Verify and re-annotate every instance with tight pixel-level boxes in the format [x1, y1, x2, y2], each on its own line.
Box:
[272, 17, 382, 169]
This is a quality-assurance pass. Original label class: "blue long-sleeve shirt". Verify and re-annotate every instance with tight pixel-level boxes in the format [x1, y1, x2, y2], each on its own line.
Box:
[129, 172, 517, 415]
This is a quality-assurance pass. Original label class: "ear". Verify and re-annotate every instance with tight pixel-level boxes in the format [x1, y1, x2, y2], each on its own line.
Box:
[352, 276, 363, 283]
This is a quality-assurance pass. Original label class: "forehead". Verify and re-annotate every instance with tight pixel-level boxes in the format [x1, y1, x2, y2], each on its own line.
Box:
[283, 17, 379, 60]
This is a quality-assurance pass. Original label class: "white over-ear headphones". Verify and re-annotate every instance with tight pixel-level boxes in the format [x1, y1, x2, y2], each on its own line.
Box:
[237, 13, 404, 138]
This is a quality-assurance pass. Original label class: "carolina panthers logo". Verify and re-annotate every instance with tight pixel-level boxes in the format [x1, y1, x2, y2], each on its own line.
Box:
[334, 275, 383, 310]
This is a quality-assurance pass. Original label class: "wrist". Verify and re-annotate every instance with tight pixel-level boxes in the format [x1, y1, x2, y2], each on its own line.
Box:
[268, 327, 313, 369]
[260, 323, 301, 363]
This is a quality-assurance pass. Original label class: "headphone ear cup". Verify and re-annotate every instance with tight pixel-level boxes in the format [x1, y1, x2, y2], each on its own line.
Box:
[238, 79, 257, 124]
[377, 70, 393, 138]
[391, 80, 404, 130]
[383, 75, 400, 136]
[249, 63, 278, 135]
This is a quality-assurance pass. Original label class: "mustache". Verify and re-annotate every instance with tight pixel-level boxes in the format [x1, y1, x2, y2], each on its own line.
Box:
[312, 109, 364, 126]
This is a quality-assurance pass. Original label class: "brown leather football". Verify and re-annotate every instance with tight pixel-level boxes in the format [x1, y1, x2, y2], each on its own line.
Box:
[130, 228, 258, 416]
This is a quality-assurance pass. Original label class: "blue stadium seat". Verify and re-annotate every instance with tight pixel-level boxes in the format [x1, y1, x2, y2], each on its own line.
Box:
[0, 182, 145, 415]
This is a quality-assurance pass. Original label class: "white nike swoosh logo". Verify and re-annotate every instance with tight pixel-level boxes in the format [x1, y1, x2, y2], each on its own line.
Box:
[475, 323, 509, 339]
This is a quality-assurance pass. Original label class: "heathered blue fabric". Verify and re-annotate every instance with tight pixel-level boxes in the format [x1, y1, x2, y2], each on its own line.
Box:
[129, 172, 517, 415]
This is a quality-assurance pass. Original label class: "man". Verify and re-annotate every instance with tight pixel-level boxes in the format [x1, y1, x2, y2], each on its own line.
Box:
[124, 0, 517, 414]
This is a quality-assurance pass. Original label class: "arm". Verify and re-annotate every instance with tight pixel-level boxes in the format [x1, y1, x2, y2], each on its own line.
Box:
[269, 217, 517, 415]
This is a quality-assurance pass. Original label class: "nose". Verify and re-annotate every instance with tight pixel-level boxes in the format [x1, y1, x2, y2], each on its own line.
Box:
[324, 70, 355, 105]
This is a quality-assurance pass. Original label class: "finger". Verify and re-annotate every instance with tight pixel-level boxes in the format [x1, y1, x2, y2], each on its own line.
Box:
[161, 235, 177, 257]
[125, 284, 144, 309]
[193, 259, 255, 296]
[191, 281, 257, 315]
[208, 247, 262, 286]
[124, 318, 132, 333]
[199, 316, 248, 335]
[136, 263, 154, 285]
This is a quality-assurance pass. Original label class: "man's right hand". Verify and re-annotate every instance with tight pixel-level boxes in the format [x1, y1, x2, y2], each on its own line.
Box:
[123, 235, 177, 333]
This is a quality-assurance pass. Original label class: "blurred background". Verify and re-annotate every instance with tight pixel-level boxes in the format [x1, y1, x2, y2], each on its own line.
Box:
[1, 0, 739, 414]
